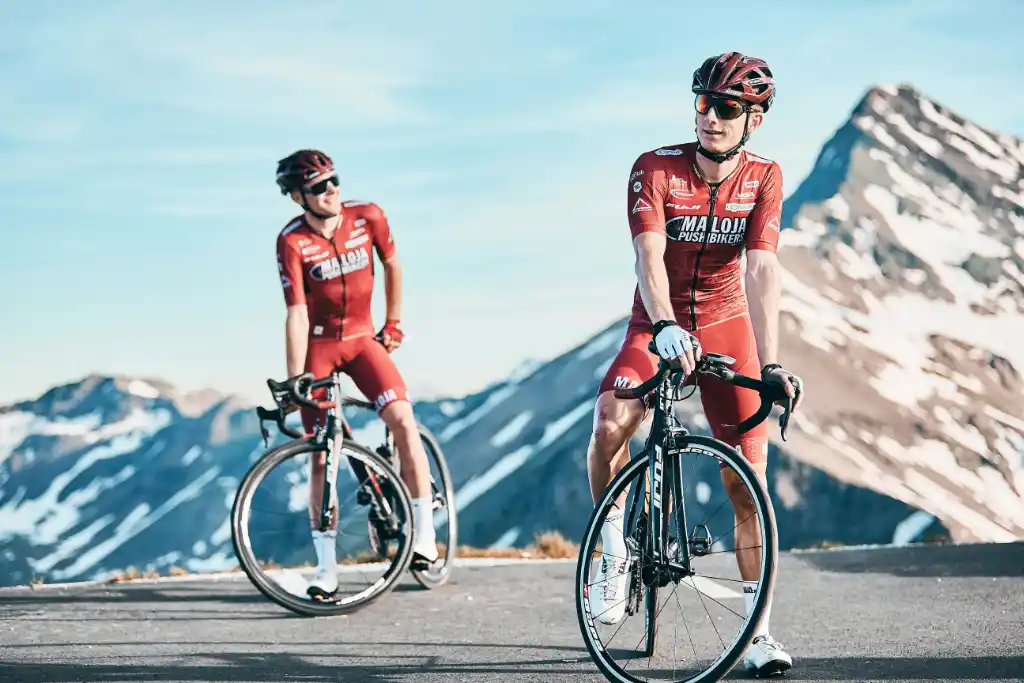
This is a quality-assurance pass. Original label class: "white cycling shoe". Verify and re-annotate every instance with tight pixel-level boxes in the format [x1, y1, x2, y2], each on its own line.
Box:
[743, 634, 792, 677]
[306, 566, 338, 600]
[591, 553, 631, 625]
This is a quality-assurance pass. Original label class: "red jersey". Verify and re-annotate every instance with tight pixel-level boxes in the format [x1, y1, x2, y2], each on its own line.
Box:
[276, 200, 396, 341]
[626, 141, 783, 331]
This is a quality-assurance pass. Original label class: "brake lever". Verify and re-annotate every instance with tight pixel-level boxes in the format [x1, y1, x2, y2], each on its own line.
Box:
[778, 395, 793, 442]
[256, 408, 273, 448]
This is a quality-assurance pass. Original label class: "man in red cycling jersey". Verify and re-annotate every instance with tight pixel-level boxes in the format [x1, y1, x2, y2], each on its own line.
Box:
[273, 149, 439, 598]
[588, 52, 804, 676]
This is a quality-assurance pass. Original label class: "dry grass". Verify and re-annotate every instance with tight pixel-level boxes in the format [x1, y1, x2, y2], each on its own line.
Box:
[454, 530, 580, 559]
[94, 530, 581, 585]
[107, 566, 161, 583]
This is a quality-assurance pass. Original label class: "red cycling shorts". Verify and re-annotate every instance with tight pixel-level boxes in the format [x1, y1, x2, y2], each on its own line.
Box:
[597, 313, 769, 465]
[300, 334, 409, 435]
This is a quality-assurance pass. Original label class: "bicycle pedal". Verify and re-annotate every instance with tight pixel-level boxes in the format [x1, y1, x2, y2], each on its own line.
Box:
[410, 554, 436, 571]
[306, 587, 338, 602]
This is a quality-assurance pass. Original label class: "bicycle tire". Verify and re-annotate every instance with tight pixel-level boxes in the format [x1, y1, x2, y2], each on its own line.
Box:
[407, 422, 458, 589]
[230, 437, 415, 617]
[575, 434, 779, 683]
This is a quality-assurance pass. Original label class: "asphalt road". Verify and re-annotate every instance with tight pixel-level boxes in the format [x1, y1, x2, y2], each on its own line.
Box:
[1, 542, 1021, 683]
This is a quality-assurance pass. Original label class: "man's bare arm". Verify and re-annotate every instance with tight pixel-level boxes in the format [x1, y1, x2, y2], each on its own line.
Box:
[744, 250, 781, 368]
[382, 257, 402, 321]
[285, 305, 309, 378]
[634, 232, 675, 324]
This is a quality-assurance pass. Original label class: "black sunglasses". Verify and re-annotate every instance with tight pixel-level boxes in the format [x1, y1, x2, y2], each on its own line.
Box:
[305, 175, 339, 195]
[695, 93, 750, 120]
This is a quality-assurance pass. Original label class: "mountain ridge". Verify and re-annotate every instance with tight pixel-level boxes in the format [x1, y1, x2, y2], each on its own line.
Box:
[1, 81, 1021, 587]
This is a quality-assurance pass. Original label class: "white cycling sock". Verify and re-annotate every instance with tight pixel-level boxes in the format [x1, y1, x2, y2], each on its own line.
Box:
[744, 580, 771, 637]
[601, 508, 627, 561]
[311, 529, 337, 571]
[411, 497, 436, 556]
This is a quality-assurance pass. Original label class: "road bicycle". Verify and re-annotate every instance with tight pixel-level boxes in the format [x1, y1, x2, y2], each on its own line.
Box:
[575, 343, 794, 683]
[230, 369, 457, 617]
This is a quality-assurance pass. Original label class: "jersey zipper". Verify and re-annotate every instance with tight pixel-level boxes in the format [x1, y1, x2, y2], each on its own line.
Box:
[688, 184, 719, 331]
[322, 230, 347, 341]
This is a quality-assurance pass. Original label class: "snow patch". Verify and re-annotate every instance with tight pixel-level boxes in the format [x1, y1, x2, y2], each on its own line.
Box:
[181, 445, 203, 466]
[438, 400, 464, 418]
[30, 515, 115, 574]
[490, 411, 533, 449]
[578, 325, 625, 361]
[946, 135, 1018, 182]
[918, 99, 968, 139]
[992, 185, 1024, 210]
[884, 112, 943, 157]
[0, 409, 172, 544]
[126, 380, 161, 399]
[455, 399, 592, 511]
[856, 115, 900, 150]
[932, 406, 988, 454]
[834, 242, 882, 281]
[438, 384, 517, 442]
[963, 122, 1011, 161]
[891, 510, 935, 546]
[49, 465, 221, 581]
[823, 194, 851, 222]
[509, 359, 543, 383]
[455, 444, 534, 511]
[490, 527, 521, 549]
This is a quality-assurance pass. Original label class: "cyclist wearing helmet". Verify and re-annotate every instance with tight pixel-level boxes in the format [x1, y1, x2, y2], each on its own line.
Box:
[273, 149, 439, 598]
[587, 52, 804, 676]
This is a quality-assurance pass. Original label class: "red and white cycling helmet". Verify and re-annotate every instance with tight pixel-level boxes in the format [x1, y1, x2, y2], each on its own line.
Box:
[691, 51, 776, 112]
[275, 149, 335, 195]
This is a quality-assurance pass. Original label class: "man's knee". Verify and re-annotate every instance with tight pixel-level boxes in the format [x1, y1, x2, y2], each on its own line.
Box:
[592, 392, 645, 445]
[380, 398, 417, 435]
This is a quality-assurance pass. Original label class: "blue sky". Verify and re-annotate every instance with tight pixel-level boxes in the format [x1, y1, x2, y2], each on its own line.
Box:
[0, 0, 1021, 406]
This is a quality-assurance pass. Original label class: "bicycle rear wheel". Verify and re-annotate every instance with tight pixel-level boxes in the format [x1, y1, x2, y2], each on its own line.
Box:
[384, 421, 458, 589]
[231, 438, 415, 617]
[575, 435, 778, 683]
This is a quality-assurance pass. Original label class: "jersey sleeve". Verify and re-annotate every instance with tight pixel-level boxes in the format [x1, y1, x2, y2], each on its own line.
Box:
[745, 163, 783, 252]
[626, 153, 668, 239]
[367, 203, 397, 263]
[276, 232, 306, 307]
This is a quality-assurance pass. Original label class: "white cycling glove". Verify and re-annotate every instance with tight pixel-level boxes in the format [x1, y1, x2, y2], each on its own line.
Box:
[653, 321, 693, 361]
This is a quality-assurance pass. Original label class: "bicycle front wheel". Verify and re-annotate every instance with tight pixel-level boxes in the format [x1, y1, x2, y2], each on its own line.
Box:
[230, 437, 415, 617]
[575, 435, 778, 683]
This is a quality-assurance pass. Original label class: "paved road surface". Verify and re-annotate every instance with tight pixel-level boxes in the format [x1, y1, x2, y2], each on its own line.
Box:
[1, 542, 1021, 683]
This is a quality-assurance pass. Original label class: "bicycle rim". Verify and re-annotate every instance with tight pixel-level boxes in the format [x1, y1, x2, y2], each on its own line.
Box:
[409, 422, 458, 588]
[575, 435, 778, 683]
[230, 438, 415, 617]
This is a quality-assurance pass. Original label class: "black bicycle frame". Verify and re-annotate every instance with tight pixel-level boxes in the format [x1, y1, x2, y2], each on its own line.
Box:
[622, 369, 695, 577]
[310, 372, 378, 533]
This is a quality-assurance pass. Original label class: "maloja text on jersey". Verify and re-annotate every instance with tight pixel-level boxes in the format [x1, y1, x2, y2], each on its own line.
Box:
[309, 246, 371, 282]
[666, 215, 749, 245]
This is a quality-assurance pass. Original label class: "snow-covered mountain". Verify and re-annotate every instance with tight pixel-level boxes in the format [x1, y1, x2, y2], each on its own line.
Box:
[775, 83, 1024, 543]
[2, 83, 1021, 587]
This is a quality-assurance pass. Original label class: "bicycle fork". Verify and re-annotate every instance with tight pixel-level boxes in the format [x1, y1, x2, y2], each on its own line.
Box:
[317, 422, 342, 532]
